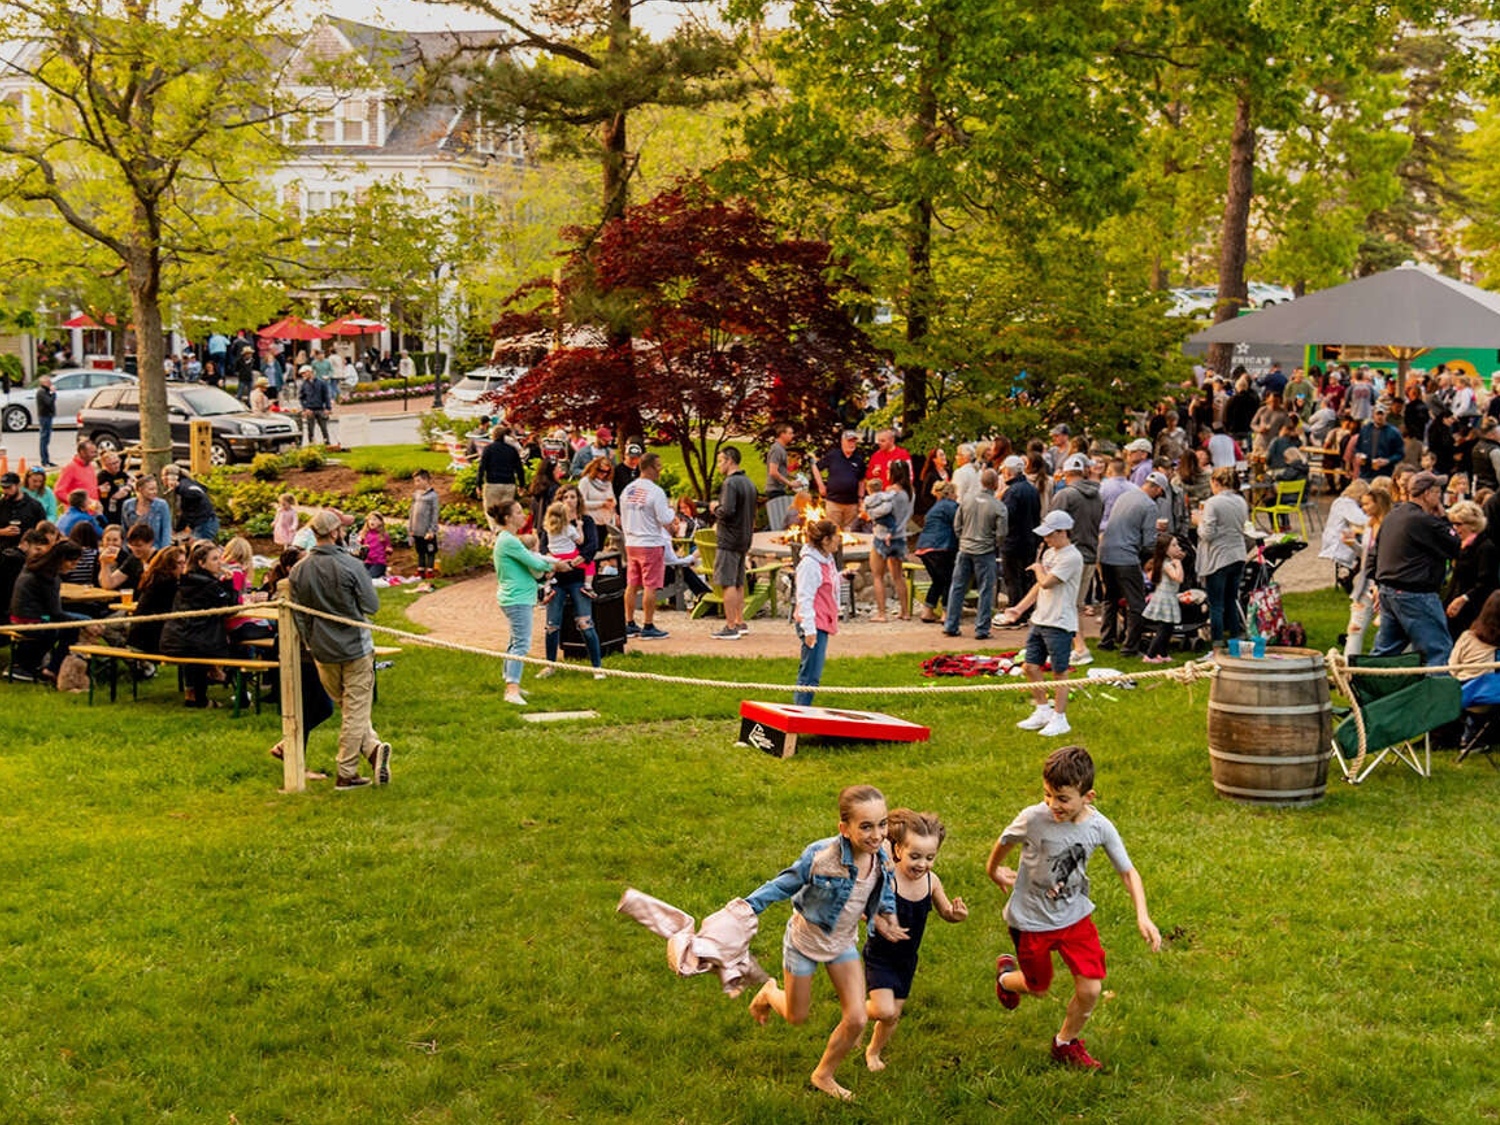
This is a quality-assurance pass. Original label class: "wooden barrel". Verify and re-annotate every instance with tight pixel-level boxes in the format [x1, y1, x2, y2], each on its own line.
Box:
[1207, 647, 1332, 807]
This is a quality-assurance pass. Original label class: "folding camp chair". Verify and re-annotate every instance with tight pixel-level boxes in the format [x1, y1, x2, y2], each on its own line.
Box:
[1333, 653, 1463, 783]
[1457, 672, 1500, 768]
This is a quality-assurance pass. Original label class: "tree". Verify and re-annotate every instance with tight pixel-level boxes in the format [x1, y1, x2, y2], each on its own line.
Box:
[497, 183, 876, 498]
[0, 0, 301, 473]
[723, 0, 1153, 434]
[434, 0, 748, 232]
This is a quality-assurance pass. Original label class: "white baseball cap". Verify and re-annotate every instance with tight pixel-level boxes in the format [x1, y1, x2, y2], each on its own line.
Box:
[1034, 510, 1075, 536]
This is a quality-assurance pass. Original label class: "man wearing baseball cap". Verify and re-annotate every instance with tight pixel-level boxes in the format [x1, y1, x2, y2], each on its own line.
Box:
[1124, 438, 1153, 487]
[1371, 470, 1460, 667]
[1353, 403, 1403, 480]
[1000, 509, 1083, 738]
[288, 509, 392, 790]
[1048, 453, 1102, 666]
[570, 426, 615, 476]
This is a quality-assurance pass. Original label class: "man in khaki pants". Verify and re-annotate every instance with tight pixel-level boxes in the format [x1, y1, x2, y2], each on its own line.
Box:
[289, 509, 391, 790]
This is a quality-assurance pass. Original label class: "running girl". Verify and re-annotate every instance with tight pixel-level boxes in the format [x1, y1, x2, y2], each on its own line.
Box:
[746, 785, 907, 1101]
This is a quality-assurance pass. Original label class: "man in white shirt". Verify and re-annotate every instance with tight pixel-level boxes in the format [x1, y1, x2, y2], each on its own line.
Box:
[619, 453, 678, 640]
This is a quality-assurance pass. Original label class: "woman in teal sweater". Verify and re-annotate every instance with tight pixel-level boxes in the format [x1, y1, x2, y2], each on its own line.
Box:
[492, 499, 569, 705]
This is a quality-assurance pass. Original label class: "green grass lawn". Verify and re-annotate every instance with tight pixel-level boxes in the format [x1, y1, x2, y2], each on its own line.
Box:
[2, 590, 1498, 1123]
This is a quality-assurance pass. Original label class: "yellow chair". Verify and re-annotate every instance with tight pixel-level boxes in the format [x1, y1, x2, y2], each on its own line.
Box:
[1252, 478, 1308, 539]
[690, 528, 783, 621]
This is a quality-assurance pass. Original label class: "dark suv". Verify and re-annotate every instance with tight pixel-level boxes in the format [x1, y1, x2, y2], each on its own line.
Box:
[78, 384, 301, 465]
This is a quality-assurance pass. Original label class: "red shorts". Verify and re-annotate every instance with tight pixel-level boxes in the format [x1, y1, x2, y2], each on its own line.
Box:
[1009, 915, 1107, 993]
[626, 546, 665, 589]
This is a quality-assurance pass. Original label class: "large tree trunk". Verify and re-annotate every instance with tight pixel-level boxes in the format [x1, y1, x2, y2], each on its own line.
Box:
[901, 45, 943, 435]
[1208, 92, 1255, 378]
[127, 229, 169, 475]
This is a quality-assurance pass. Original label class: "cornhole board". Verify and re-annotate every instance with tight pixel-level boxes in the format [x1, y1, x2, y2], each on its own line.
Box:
[737, 701, 931, 759]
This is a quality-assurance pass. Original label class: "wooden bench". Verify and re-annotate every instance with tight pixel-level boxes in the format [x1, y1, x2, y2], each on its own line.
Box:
[70, 644, 278, 717]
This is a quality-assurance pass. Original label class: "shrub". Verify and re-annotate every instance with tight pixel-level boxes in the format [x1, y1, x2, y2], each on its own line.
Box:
[417, 411, 459, 445]
[451, 463, 479, 499]
[249, 454, 282, 482]
[354, 474, 387, 497]
[435, 522, 492, 575]
[241, 511, 275, 538]
[387, 464, 416, 481]
[295, 446, 326, 471]
[438, 501, 485, 526]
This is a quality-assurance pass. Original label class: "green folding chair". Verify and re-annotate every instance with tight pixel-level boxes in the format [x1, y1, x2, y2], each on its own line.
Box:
[1333, 653, 1462, 783]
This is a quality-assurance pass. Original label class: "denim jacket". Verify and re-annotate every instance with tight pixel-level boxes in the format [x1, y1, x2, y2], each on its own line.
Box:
[745, 835, 897, 933]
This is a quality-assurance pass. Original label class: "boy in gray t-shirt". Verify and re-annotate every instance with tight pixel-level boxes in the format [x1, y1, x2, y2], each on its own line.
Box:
[986, 745, 1161, 1070]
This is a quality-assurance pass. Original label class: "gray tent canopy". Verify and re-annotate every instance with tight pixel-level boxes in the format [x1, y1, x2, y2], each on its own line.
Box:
[1189, 264, 1500, 391]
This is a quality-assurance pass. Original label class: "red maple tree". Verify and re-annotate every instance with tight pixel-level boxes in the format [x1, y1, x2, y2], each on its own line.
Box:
[496, 183, 877, 498]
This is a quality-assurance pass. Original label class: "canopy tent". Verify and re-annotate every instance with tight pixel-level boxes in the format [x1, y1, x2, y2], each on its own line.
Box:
[257, 315, 328, 341]
[61, 312, 120, 329]
[1189, 264, 1500, 391]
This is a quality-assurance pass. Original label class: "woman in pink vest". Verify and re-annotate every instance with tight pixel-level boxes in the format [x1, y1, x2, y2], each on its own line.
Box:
[794, 519, 842, 706]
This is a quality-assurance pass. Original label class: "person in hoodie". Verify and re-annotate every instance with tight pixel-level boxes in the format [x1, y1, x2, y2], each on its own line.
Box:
[1046, 454, 1103, 666]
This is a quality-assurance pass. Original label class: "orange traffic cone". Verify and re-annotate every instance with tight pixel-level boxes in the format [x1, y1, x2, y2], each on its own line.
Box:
[16, 456, 27, 478]
[0, 452, 8, 476]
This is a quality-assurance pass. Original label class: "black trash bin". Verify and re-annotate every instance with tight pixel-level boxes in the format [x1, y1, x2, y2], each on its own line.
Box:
[563, 557, 627, 657]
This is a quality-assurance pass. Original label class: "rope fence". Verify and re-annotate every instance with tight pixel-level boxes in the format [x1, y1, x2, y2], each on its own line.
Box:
[12, 598, 1500, 791]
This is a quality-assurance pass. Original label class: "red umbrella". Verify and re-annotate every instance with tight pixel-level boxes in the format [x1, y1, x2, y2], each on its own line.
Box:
[257, 315, 329, 341]
[323, 315, 388, 336]
[61, 313, 102, 329]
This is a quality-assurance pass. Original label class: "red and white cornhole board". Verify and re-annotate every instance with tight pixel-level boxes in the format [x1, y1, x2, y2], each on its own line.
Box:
[738, 701, 931, 759]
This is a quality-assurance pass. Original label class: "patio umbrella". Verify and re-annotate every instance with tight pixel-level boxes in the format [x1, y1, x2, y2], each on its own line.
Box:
[257, 315, 328, 341]
[322, 315, 387, 336]
[1189, 264, 1500, 389]
[61, 313, 102, 329]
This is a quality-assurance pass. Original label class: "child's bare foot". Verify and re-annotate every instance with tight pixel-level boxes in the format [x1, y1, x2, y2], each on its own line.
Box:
[541, 586, 556, 605]
[749, 980, 776, 1025]
[864, 1051, 886, 1072]
[810, 1072, 855, 1101]
[582, 585, 596, 599]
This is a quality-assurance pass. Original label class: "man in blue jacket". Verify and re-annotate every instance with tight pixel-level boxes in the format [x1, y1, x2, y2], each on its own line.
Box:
[297, 363, 333, 446]
[1353, 404, 1404, 480]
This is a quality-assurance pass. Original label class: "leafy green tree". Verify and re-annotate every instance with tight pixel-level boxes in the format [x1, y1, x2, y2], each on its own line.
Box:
[435, 0, 748, 230]
[0, 0, 300, 472]
[724, 0, 1151, 431]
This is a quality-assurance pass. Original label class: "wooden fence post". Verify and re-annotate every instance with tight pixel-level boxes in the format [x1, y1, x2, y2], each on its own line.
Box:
[278, 600, 306, 794]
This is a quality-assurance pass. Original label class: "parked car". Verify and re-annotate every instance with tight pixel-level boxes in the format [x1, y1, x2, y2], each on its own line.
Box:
[78, 383, 301, 465]
[1166, 287, 1218, 318]
[1248, 281, 1296, 307]
[1, 368, 137, 432]
[442, 365, 526, 421]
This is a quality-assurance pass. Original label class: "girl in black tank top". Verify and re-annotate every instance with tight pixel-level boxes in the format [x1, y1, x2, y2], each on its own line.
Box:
[861, 809, 970, 1072]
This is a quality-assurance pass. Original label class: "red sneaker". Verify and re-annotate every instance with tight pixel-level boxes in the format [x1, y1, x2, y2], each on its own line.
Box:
[995, 954, 1020, 1010]
[1050, 1037, 1102, 1071]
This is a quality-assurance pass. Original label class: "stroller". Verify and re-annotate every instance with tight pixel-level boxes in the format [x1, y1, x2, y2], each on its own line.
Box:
[1240, 536, 1307, 645]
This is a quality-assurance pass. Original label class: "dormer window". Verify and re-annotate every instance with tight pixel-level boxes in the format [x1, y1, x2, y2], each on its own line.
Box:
[473, 119, 525, 160]
[300, 96, 370, 146]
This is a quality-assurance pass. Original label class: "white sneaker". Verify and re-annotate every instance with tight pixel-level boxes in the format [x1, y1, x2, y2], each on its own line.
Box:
[1016, 707, 1055, 731]
[1070, 650, 1093, 666]
[1039, 713, 1072, 738]
[593, 670, 607, 680]
[536, 665, 556, 679]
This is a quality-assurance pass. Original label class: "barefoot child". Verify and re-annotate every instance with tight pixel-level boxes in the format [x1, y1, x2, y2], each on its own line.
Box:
[746, 785, 908, 1102]
[988, 745, 1161, 1070]
[862, 809, 968, 1072]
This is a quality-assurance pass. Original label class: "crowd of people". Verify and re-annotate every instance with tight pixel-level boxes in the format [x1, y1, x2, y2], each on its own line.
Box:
[2, 435, 394, 789]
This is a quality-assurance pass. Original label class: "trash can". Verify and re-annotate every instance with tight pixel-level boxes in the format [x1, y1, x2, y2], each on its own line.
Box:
[564, 556, 626, 657]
